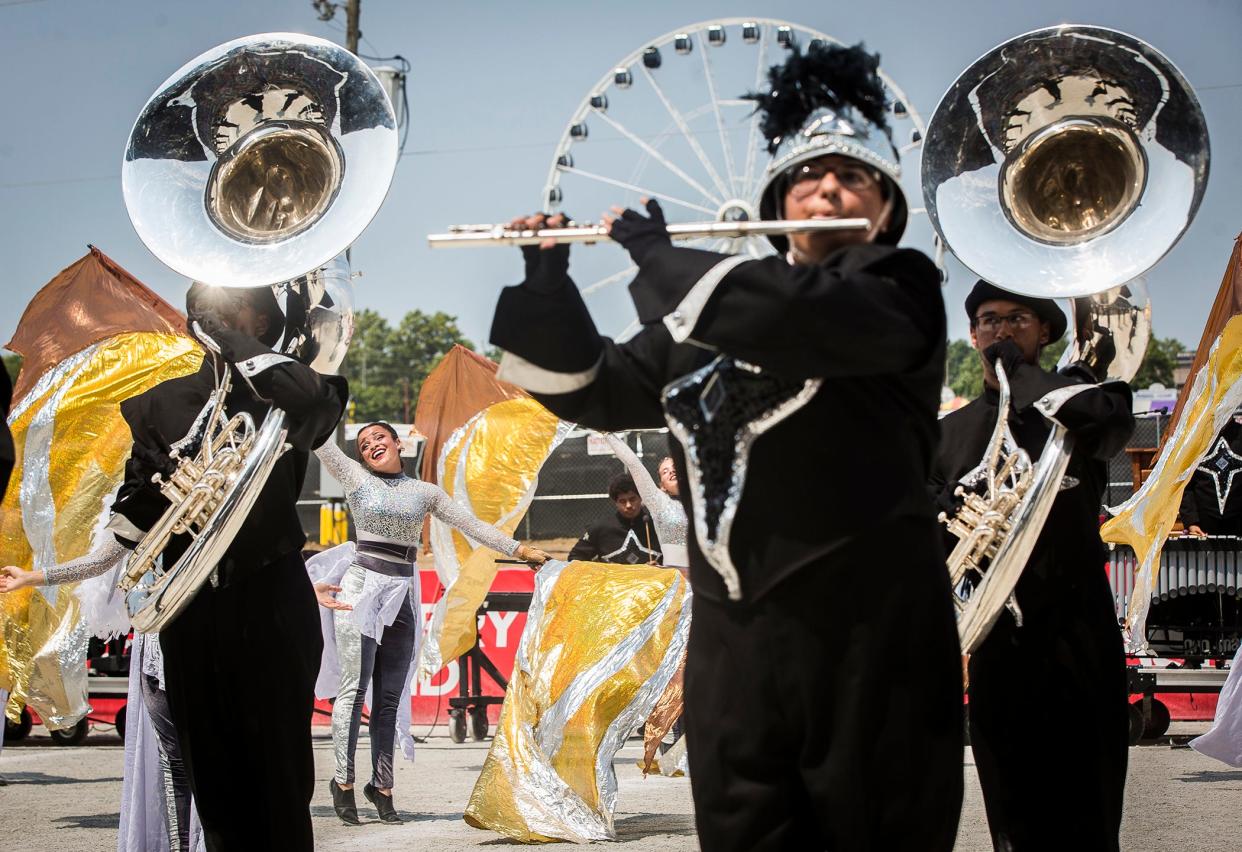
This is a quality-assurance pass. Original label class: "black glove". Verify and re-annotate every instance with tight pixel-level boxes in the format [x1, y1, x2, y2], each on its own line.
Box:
[609, 198, 670, 266]
[983, 339, 1026, 381]
[520, 241, 572, 296]
[518, 212, 573, 296]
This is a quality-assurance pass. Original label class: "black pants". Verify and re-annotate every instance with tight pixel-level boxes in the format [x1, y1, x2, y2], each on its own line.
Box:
[160, 552, 322, 852]
[684, 517, 964, 851]
[140, 670, 191, 852]
[339, 592, 417, 789]
[968, 567, 1128, 852]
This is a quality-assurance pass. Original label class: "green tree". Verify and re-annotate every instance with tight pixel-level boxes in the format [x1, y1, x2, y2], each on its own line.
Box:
[945, 339, 983, 399]
[945, 336, 1068, 400]
[2, 353, 20, 386]
[337, 309, 474, 422]
[1131, 335, 1186, 389]
[1038, 338, 1068, 371]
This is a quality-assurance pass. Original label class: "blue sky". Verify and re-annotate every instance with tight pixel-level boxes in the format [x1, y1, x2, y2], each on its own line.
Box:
[1, 0, 1239, 356]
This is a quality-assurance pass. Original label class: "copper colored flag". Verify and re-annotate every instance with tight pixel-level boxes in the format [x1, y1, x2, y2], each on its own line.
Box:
[6, 246, 187, 404]
[1161, 234, 1242, 449]
[413, 344, 527, 485]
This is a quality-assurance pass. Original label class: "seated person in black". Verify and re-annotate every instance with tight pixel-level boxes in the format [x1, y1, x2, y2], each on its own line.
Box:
[1180, 418, 1242, 537]
[930, 280, 1134, 852]
[110, 283, 347, 851]
[567, 473, 662, 565]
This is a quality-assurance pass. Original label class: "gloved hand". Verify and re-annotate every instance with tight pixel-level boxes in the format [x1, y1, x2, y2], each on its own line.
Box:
[607, 198, 671, 266]
[983, 339, 1026, 381]
[513, 212, 572, 295]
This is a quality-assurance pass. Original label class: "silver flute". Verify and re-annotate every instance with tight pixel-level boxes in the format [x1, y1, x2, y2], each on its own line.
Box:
[427, 218, 871, 248]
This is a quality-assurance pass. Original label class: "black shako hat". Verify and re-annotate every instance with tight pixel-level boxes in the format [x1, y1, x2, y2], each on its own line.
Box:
[965, 280, 1067, 343]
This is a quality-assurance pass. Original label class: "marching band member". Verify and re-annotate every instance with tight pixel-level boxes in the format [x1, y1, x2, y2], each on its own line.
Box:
[311, 422, 548, 825]
[107, 283, 346, 851]
[488, 42, 962, 851]
[601, 435, 687, 570]
[930, 281, 1135, 851]
[566, 472, 663, 565]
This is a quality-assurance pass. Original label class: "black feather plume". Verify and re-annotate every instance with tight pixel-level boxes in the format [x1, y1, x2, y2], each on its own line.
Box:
[745, 42, 892, 155]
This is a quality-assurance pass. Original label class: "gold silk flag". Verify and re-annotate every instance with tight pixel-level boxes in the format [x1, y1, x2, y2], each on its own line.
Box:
[419, 397, 570, 679]
[465, 560, 691, 843]
[1102, 237, 1242, 652]
[2, 332, 201, 725]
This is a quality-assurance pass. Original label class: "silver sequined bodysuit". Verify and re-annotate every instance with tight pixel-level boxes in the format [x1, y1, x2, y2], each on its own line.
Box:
[316, 441, 520, 557]
[603, 434, 688, 568]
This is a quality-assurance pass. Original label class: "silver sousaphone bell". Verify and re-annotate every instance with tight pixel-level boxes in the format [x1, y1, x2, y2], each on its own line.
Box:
[118, 33, 398, 631]
[922, 25, 1208, 654]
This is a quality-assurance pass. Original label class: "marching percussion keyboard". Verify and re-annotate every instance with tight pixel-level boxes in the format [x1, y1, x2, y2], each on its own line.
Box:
[1108, 535, 1242, 659]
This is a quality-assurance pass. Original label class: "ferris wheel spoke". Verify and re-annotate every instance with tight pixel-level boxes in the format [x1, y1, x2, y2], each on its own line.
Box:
[698, 31, 740, 197]
[591, 110, 723, 207]
[640, 66, 733, 201]
[558, 165, 717, 216]
[580, 263, 638, 296]
[742, 27, 772, 201]
[615, 317, 642, 342]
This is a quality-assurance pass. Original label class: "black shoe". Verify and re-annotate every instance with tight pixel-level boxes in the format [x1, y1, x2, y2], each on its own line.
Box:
[330, 778, 359, 825]
[364, 782, 402, 824]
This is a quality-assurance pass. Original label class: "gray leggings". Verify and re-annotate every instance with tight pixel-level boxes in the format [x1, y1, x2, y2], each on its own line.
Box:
[331, 568, 417, 789]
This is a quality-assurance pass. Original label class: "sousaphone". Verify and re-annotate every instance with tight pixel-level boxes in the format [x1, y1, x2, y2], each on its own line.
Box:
[118, 33, 398, 631]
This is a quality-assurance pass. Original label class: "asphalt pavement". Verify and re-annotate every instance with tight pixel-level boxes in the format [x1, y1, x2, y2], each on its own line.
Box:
[1, 722, 1240, 850]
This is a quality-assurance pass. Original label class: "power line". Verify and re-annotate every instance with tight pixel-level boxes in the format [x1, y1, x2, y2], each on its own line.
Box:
[0, 0, 51, 6]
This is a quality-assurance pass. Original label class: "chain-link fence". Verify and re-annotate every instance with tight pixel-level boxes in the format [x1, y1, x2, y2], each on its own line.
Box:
[1106, 411, 1172, 508]
[299, 413, 1182, 545]
[519, 429, 672, 541]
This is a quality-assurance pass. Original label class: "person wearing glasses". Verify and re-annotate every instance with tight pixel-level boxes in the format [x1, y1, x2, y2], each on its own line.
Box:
[488, 42, 963, 852]
[929, 280, 1135, 852]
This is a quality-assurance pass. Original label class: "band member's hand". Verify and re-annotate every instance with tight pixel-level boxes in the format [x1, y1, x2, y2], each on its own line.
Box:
[514, 213, 572, 295]
[0, 565, 37, 593]
[515, 544, 551, 566]
[605, 198, 670, 266]
[1187, 524, 1207, 538]
[313, 581, 352, 611]
[983, 339, 1025, 379]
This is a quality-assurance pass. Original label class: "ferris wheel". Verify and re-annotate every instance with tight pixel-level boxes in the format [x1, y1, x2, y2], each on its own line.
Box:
[541, 18, 926, 331]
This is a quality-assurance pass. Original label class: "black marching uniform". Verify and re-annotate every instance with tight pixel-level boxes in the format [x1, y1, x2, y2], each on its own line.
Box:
[493, 240, 963, 851]
[930, 360, 1133, 852]
[567, 506, 662, 564]
[110, 340, 346, 851]
[1179, 419, 1242, 535]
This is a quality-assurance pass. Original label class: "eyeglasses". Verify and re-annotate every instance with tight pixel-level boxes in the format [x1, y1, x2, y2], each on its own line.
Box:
[786, 161, 880, 199]
[973, 312, 1037, 333]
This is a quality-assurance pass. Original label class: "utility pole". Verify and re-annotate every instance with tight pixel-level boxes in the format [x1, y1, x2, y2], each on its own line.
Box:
[345, 0, 361, 54]
[402, 376, 410, 424]
[312, 0, 362, 54]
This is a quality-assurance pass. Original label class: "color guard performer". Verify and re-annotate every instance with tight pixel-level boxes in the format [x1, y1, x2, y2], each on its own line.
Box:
[311, 422, 548, 825]
[489, 43, 962, 851]
[930, 281, 1135, 851]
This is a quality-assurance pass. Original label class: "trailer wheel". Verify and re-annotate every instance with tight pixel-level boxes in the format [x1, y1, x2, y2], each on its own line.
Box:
[470, 707, 489, 741]
[50, 719, 89, 746]
[448, 708, 467, 744]
[115, 704, 127, 741]
[1142, 698, 1171, 739]
[4, 707, 32, 743]
[1127, 702, 1145, 745]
